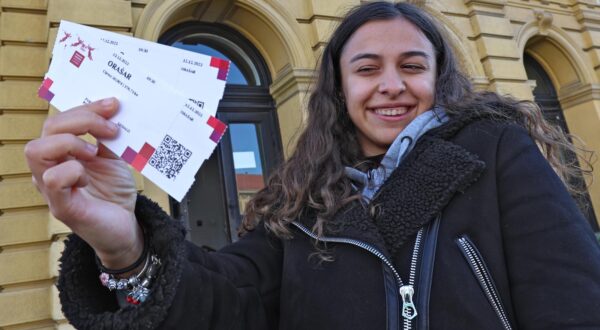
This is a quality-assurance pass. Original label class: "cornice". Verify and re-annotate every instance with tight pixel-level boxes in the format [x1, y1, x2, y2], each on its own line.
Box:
[269, 64, 315, 106]
[559, 82, 600, 109]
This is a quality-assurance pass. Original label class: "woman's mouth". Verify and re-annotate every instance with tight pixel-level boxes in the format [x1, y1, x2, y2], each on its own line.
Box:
[373, 107, 410, 116]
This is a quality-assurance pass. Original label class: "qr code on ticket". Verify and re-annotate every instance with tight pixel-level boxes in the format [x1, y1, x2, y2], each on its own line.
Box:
[148, 135, 192, 180]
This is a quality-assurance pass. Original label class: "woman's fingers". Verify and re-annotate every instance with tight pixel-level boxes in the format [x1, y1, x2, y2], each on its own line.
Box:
[41, 98, 120, 138]
[41, 159, 89, 222]
[23, 97, 139, 248]
[25, 133, 98, 184]
[26, 97, 121, 192]
[26, 133, 98, 163]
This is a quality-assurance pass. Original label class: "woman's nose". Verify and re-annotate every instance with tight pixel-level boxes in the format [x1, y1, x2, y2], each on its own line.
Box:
[378, 72, 406, 96]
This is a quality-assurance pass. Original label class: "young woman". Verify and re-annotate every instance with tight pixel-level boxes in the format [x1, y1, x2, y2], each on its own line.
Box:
[25, 2, 600, 329]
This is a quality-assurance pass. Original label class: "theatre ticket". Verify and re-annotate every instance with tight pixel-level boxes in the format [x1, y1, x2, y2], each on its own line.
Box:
[38, 21, 230, 201]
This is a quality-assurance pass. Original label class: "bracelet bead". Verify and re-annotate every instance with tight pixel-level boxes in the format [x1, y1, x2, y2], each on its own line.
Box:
[99, 252, 161, 305]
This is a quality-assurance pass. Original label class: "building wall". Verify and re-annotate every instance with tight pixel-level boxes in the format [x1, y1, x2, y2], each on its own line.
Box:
[0, 0, 599, 328]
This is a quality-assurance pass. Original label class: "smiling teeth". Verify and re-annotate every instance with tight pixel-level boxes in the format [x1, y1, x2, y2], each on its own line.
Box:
[374, 108, 408, 116]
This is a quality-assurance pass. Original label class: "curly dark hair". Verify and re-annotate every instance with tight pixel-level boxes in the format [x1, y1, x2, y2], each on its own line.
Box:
[242, 1, 593, 237]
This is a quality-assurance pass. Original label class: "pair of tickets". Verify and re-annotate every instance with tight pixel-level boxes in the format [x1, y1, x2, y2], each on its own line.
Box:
[39, 21, 230, 201]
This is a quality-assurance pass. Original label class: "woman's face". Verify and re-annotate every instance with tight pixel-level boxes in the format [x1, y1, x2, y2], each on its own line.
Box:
[339, 18, 437, 156]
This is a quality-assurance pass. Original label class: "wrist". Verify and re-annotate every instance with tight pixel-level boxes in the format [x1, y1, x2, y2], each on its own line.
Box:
[96, 220, 145, 277]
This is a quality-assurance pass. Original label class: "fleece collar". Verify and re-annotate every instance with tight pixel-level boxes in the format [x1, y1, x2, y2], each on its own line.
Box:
[298, 114, 487, 256]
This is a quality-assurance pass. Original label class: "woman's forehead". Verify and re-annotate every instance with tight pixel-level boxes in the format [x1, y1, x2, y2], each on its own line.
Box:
[340, 18, 434, 62]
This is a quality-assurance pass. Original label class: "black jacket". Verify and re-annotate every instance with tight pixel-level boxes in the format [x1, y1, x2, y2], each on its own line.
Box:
[57, 115, 600, 329]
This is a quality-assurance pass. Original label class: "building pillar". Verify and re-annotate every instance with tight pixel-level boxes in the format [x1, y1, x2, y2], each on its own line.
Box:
[464, 0, 533, 100]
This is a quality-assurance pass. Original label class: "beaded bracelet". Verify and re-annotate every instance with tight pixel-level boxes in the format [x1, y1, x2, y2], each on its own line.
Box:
[99, 253, 161, 305]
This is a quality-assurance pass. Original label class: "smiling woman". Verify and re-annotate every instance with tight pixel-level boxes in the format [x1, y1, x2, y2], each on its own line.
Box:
[24, 1, 600, 329]
[340, 18, 436, 156]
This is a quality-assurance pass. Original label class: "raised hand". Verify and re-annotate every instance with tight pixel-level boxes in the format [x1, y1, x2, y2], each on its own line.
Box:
[25, 98, 143, 269]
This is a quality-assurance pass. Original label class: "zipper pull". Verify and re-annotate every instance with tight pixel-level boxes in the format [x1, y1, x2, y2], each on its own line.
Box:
[399, 285, 418, 320]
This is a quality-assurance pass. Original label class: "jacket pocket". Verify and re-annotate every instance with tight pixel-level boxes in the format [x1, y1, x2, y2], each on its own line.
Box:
[456, 235, 513, 330]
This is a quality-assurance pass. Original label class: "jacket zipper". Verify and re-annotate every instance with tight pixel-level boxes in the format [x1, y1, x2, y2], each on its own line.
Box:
[403, 228, 423, 330]
[456, 236, 512, 330]
[292, 222, 423, 330]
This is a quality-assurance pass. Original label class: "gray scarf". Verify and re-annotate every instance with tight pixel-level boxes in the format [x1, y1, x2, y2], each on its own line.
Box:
[345, 107, 448, 201]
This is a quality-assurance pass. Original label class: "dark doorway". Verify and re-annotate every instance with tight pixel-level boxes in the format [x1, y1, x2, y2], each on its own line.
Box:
[523, 53, 598, 231]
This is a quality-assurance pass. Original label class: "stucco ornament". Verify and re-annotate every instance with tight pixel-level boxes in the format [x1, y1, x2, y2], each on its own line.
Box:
[534, 9, 553, 35]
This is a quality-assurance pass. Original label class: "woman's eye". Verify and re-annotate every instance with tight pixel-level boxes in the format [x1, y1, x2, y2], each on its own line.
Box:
[403, 64, 426, 72]
[357, 66, 377, 73]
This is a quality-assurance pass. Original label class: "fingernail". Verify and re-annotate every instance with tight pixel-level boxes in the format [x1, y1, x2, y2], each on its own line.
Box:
[101, 97, 115, 108]
[86, 143, 98, 154]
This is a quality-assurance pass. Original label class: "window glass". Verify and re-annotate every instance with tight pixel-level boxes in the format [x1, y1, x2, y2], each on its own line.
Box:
[229, 123, 265, 214]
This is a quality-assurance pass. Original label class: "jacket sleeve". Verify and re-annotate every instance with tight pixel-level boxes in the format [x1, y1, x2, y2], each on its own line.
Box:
[57, 195, 282, 330]
[496, 125, 600, 328]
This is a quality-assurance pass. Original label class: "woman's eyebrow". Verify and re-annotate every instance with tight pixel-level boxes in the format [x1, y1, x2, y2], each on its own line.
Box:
[349, 53, 380, 63]
[349, 50, 431, 63]
[400, 50, 430, 60]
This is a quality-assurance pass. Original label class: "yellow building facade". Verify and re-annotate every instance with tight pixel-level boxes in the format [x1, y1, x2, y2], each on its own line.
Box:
[0, 0, 599, 328]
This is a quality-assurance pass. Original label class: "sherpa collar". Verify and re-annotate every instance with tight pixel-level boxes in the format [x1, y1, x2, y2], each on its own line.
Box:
[297, 114, 487, 257]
